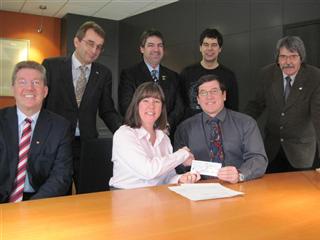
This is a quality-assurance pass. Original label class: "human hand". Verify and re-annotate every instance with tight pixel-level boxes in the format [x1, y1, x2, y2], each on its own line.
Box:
[179, 172, 201, 183]
[181, 147, 194, 166]
[217, 166, 239, 183]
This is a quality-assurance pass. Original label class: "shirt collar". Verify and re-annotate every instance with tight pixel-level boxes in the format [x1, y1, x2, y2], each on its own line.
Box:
[135, 126, 165, 146]
[16, 107, 40, 125]
[72, 52, 92, 71]
[283, 73, 297, 82]
[203, 107, 226, 124]
[144, 61, 160, 73]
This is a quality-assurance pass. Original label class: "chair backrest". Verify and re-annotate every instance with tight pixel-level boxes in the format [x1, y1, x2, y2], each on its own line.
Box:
[78, 138, 113, 194]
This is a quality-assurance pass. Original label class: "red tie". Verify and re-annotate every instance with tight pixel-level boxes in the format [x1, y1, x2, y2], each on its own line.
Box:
[9, 118, 32, 203]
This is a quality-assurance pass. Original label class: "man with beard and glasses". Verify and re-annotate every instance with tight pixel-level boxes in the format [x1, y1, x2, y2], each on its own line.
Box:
[245, 36, 320, 173]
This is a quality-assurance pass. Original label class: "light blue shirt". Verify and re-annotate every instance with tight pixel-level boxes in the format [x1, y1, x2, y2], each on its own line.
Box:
[145, 61, 160, 79]
[16, 108, 40, 193]
[283, 74, 296, 89]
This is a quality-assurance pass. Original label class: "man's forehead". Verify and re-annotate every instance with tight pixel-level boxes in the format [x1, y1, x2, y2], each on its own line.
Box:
[199, 80, 219, 89]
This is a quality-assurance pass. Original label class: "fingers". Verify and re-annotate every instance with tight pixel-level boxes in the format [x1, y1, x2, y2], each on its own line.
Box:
[217, 166, 239, 183]
[179, 172, 201, 183]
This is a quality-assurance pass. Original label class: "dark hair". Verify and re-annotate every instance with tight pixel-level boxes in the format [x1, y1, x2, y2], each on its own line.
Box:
[195, 74, 226, 95]
[199, 28, 223, 47]
[139, 29, 164, 47]
[275, 36, 306, 63]
[75, 21, 105, 41]
[12, 60, 47, 86]
[125, 82, 167, 130]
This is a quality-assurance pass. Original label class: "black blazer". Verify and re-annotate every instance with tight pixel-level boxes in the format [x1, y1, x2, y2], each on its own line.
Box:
[42, 57, 122, 140]
[0, 107, 73, 203]
[119, 61, 184, 132]
[245, 63, 320, 168]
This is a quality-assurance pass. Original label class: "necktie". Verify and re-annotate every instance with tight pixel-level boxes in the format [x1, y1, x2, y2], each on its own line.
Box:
[151, 69, 158, 83]
[9, 118, 32, 203]
[209, 118, 224, 163]
[284, 76, 292, 102]
[75, 66, 87, 106]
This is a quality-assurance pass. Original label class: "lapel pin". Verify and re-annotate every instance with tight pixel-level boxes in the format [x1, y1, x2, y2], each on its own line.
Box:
[96, 71, 99, 75]
[299, 87, 303, 90]
[36, 141, 40, 144]
[161, 75, 167, 81]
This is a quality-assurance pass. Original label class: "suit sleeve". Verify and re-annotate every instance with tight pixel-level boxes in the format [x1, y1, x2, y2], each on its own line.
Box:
[31, 123, 73, 199]
[118, 69, 137, 117]
[244, 70, 266, 119]
[99, 70, 123, 133]
[174, 122, 189, 174]
[167, 73, 185, 133]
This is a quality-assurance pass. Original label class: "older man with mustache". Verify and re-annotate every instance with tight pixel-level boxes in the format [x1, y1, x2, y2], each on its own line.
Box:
[245, 36, 320, 173]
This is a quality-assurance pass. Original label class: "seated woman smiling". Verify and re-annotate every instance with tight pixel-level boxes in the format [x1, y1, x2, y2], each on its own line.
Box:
[109, 82, 200, 189]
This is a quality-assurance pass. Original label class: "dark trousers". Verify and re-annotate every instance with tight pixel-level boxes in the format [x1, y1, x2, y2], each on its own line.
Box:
[267, 147, 312, 173]
[72, 137, 82, 193]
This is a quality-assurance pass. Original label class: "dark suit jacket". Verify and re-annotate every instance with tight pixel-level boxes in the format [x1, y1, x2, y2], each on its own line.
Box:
[245, 63, 320, 168]
[0, 107, 73, 203]
[42, 57, 122, 140]
[118, 61, 184, 132]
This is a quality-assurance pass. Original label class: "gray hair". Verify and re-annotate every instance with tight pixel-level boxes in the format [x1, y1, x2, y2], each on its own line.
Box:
[12, 60, 47, 86]
[275, 36, 306, 63]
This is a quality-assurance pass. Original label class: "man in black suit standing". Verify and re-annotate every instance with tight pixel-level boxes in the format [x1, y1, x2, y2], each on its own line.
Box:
[42, 21, 122, 191]
[245, 36, 320, 173]
[118, 29, 184, 136]
[0, 61, 73, 203]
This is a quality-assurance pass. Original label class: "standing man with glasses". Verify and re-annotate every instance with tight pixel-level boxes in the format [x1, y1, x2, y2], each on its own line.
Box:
[0, 61, 73, 203]
[245, 36, 320, 173]
[42, 21, 122, 192]
[118, 29, 184, 137]
[175, 74, 267, 183]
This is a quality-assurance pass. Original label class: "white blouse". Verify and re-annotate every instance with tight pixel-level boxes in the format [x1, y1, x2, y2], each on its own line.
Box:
[109, 125, 189, 189]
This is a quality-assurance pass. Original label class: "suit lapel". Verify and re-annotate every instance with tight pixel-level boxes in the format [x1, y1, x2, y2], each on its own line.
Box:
[271, 67, 286, 107]
[80, 63, 100, 107]
[29, 111, 51, 157]
[5, 108, 20, 175]
[140, 62, 154, 82]
[284, 66, 306, 110]
[63, 58, 78, 108]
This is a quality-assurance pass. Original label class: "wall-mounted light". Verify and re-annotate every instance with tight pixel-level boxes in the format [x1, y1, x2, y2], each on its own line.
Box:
[37, 5, 47, 33]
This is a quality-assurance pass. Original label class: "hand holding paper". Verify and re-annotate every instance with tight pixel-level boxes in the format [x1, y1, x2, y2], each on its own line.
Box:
[191, 160, 222, 177]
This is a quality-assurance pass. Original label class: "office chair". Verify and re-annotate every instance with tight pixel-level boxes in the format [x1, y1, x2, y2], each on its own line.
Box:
[78, 138, 113, 194]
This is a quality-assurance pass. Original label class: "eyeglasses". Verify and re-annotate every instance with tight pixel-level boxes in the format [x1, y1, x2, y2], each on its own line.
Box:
[198, 88, 222, 97]
[279, 54, 300, 61]
[81, 39, 104, 52]
[16, 79, 42, 87]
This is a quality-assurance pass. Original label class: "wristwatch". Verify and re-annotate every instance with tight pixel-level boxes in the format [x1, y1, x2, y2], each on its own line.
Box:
[238, 173, 245, 182]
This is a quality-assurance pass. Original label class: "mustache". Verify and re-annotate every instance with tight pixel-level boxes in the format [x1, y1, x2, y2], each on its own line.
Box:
[281, 64, 294, 69]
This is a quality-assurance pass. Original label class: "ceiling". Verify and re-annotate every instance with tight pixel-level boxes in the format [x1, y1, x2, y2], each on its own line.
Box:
[0, 0, 178, 21]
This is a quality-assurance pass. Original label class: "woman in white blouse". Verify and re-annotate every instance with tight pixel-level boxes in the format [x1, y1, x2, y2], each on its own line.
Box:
[109, 82, 200, 189]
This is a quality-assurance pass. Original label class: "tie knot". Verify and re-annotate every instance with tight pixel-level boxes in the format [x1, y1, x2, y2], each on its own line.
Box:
[25, 118, 32, 124]
[79, 65, 87, 73]
[209, 117, 219, 125]
[285, 76, 292, 84]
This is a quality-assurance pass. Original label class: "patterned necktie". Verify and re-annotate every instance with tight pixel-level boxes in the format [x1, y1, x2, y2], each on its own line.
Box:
[284, 76, 292, 102]
[209, 118, 224, 162]
[75, 66, 87, 106]
[9, 118, 32, 203]
[151, 69, 158, 83]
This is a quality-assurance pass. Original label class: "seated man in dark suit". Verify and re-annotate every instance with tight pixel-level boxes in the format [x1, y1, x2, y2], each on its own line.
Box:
[0, 61, 73, 203]
[174, 74, 267, 183]
[118, 29, 184, 136]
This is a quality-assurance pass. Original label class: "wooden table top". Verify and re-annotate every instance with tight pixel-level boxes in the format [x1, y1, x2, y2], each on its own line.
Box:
[1, 171, 320, 240]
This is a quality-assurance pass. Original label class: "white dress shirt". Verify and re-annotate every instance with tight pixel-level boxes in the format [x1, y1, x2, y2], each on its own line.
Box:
[109, 125, 189, 189]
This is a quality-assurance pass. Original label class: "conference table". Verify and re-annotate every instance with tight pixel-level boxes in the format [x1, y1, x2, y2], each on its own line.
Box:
[1, 171, 320, 240]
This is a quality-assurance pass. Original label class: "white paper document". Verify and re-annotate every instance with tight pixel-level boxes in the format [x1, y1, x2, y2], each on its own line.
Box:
[168, 183, 244, 201]
[191, 160, 222, 176]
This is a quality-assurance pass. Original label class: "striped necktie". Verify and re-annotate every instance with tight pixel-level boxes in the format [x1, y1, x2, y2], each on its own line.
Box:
[151, 69, 158, 83]
[9, 118, 32, 203]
